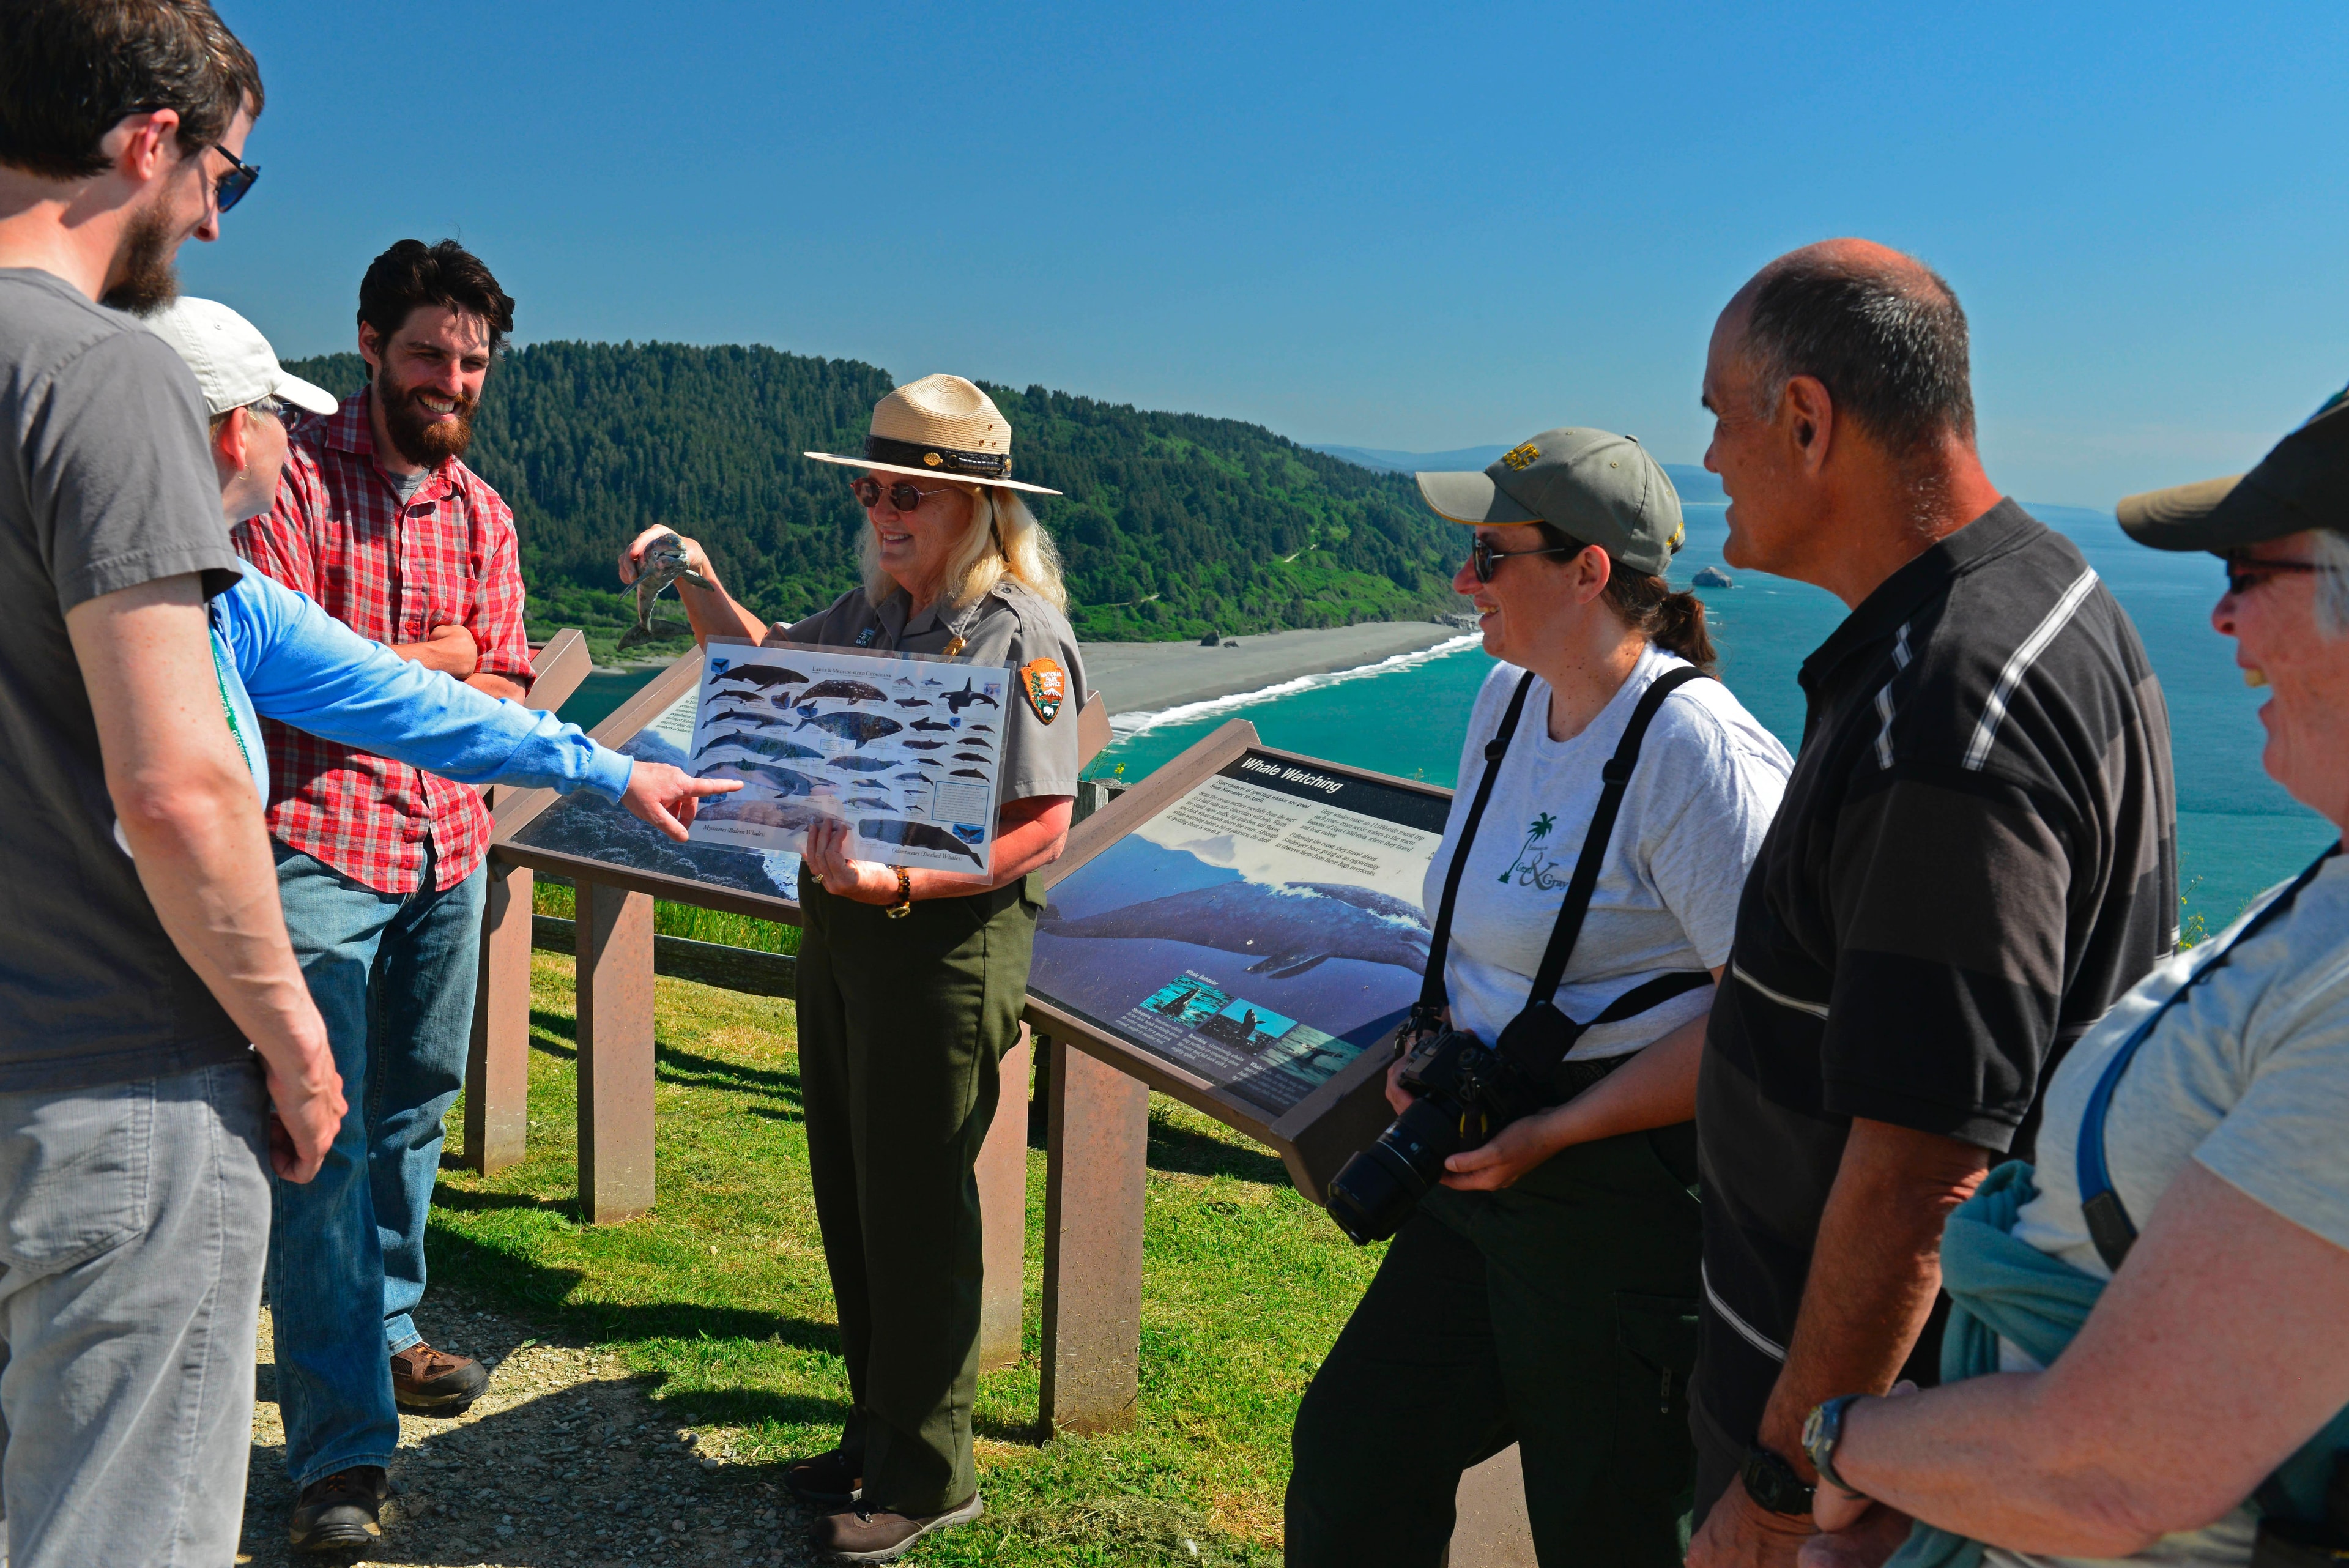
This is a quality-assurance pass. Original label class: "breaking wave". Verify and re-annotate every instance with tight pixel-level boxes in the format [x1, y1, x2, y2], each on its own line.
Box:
[1107, 633, 1482, 740]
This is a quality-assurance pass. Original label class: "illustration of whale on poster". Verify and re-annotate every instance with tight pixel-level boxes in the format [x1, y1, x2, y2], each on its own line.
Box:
[1038, 880, 1431, 978]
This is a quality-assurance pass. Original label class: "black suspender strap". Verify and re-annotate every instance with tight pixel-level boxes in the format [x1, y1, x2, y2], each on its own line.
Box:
[1416, 670, 1538, 1016]
[1493, 666, 1712, 1080]
[1522, 666, 1707, 1008]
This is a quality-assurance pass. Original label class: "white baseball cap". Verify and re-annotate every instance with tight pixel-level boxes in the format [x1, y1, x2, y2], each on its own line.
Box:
[142, 297, 340, 420]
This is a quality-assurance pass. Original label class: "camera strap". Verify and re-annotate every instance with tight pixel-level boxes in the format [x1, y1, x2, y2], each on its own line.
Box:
[1418, 663, 1716, 1084]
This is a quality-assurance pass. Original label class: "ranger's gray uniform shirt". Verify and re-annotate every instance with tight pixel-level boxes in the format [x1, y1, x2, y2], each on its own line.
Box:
[0, 269, 251, 1090]
[773, 578, 1087, 804]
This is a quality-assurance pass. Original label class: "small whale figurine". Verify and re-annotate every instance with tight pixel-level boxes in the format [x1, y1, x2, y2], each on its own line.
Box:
[620, 531, 715, 650]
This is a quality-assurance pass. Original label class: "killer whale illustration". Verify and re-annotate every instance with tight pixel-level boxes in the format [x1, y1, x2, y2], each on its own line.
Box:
[941, 678, 998, 713]
[1038, 880, 1433, 978]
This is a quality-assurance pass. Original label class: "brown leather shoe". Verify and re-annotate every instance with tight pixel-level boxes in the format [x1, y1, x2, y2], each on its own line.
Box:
[288, 1465, 386, 1553]
[809, 1495, 983, 1562]
[390, 1342, 488, 1411]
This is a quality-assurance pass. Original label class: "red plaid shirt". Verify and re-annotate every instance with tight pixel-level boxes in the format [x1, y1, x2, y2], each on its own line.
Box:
[232, 390, 534, 894]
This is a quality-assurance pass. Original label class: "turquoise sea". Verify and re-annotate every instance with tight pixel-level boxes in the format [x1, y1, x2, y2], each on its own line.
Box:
[1080, 502, 2340, 939]
[558, 502, 2336, 936]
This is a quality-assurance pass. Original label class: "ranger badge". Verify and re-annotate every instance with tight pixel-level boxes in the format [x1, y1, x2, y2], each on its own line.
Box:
[1020, 657, 1067, 724]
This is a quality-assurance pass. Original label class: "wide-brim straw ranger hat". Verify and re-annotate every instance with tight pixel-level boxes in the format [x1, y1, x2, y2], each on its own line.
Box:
[804, 373, 1063, 496]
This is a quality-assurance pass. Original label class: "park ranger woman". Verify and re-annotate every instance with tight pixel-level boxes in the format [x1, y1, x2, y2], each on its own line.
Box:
[619, 374, 1086, 1562]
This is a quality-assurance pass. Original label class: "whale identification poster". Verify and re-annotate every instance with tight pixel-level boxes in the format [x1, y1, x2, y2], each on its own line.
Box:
[503, 655, 808, 902]
[1029, 751, 1449, 1115]
[683, 641, 1012, 878]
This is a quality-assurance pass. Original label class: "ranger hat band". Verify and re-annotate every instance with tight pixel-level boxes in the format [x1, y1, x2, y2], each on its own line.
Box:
[1415, 426, 1685, 578]
[2117, 384, 2349, 552]
[806, 372, 1062, 496]
[139, 295, 340, 420]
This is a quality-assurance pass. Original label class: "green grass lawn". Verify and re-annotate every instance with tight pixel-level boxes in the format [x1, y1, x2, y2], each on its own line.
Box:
[429, 954, 1386, 1563]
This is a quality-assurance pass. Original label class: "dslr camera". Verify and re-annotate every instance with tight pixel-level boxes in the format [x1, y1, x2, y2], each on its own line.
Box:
[1323, 1009, 1549, 1245]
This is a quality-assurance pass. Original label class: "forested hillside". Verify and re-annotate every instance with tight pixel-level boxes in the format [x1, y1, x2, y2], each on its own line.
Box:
[284, 343, 1463, 650]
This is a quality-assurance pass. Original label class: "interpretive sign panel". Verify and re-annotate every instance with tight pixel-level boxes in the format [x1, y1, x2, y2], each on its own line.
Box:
[686, 640, 1011, 878]
[1028, 730, 1449, 1123]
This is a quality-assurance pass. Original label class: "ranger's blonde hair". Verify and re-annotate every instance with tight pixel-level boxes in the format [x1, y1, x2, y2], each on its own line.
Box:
[860, 484, 1069, 615]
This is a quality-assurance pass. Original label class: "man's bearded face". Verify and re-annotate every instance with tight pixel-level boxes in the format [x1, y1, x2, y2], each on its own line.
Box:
[101, 201, 181, 315]
[375, 360, 478, 466]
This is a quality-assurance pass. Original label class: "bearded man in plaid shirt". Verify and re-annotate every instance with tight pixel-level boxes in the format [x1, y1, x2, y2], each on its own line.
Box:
[234, 238, 534, 1548]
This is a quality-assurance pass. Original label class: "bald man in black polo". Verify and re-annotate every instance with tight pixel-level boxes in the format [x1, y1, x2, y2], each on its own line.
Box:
[1683, 241, 2176, 1568]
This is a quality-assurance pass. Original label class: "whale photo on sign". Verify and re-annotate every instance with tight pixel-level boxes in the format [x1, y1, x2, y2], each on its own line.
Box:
[1029, 750, 1450, 1114]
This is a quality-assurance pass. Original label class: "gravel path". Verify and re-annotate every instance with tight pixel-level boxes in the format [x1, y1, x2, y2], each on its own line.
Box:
[241, 1297, 814, 1567]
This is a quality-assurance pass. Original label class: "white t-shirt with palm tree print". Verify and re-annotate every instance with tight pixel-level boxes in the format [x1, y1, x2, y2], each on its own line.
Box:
[1421, 646, 1793, 1061]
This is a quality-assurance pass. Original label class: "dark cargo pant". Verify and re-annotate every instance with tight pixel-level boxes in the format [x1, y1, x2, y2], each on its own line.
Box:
[1286, 1123, 1704, 1567]
[794, 871, 1039, 1517]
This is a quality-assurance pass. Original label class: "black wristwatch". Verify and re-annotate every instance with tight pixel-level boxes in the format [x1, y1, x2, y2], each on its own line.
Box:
[1802, 1394, 1864, 1496]
[1740, 1443, 1815, 1517]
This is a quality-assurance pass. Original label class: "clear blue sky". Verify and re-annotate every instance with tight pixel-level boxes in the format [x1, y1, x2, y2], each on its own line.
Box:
[182, 1, 2348, 508]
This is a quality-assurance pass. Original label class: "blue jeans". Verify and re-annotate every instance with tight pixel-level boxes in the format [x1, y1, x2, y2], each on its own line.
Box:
[266, 839, 485, 1487]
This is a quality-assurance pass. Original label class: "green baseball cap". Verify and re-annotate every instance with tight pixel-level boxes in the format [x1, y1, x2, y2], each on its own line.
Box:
[2117, 383, 2349, 553]
[1416, 426, 1685, 576]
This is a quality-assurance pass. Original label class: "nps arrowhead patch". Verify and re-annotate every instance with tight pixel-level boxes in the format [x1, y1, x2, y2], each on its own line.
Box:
[1020, 658, 1067, 724]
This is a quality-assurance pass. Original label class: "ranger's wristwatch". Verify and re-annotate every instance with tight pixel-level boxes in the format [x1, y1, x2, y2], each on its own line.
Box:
[884, 866, 913, 920]
[1740, 1443, 1815, 1517]
[1802, 1394, 1865, 1496]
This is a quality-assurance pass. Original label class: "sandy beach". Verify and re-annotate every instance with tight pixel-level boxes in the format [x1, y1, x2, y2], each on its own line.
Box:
[1079, 620, 1471, 716]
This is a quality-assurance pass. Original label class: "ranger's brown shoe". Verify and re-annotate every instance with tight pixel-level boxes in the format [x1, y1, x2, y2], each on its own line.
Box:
[810, 1495, 983, 1562]
[390, 1342, 488, 1411]
[288, 1465, 386, 1553]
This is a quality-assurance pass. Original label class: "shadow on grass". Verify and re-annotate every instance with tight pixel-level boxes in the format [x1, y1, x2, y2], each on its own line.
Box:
[1146, 1110, 1292, 1187]
[525, 1011, 802, 1113]
[425, 1208, 844, 1362]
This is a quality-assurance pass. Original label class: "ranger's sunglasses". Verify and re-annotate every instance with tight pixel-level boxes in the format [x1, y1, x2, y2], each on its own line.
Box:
[852, 477, 957, 512]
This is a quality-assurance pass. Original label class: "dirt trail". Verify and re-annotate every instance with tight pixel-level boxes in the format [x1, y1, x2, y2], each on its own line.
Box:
[240, 1296, 811, 1567]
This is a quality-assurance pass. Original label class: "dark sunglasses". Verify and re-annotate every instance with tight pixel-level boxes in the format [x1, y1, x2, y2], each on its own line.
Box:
[2222, 557, 2330, 596]
[1469, 535, 1578, 583]
[851, 477, 956, 511]
[211, 143, 259, 214]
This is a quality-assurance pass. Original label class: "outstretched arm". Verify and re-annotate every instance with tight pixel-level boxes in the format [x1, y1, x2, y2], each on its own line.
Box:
[225, 573, 737, 837]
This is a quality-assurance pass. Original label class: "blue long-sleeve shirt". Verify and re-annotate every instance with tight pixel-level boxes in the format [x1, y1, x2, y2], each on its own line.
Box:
[206, 567, 633, 810]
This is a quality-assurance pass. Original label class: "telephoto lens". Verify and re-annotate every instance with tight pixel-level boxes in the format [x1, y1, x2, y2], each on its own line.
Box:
[1324, 1093, 1468, 1244]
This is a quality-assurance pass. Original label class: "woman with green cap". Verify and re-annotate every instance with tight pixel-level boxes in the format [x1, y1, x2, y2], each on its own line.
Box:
[620, 374, 1085, 1563]
[1286, 428, 1792, 1566]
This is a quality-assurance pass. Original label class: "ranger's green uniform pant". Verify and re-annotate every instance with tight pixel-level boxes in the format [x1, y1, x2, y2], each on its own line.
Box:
[795, 872, 1040, 1517]
[1286, 1123, 1703, 1567]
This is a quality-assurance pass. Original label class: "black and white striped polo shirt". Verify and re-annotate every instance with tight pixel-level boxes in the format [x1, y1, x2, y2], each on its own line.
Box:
[1691, 499, 2177, 1453]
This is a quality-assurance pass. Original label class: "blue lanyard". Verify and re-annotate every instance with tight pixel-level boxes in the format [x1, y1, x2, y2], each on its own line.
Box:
[2077, 847, 2337, 1271]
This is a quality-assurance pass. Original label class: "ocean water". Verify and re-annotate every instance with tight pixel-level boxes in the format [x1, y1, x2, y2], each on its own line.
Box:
[1093, 502, 2340, 937]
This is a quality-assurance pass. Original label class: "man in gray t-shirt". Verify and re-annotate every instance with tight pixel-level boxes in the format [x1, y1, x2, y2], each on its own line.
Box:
[0, 12, 343, 1566]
